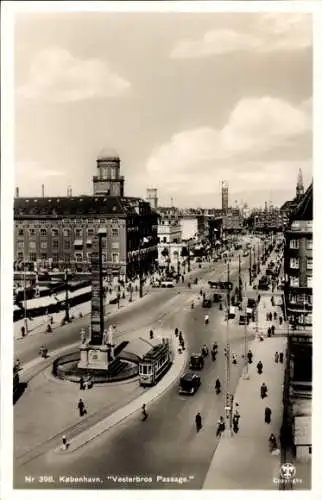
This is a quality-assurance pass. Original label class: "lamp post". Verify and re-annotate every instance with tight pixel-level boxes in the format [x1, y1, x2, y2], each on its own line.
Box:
[187, 247, 191, 272]
[64, 269, 70, 323]
[224, 261, 233, 436]
[139, 245, 143, 299]
[249, 250, 252, 285]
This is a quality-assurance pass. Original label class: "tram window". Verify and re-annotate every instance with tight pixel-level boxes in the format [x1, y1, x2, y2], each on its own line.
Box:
[147, 366, 152, 374]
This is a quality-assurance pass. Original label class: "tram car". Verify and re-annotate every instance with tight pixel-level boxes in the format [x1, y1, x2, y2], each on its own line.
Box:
[139, 341, 172, 386]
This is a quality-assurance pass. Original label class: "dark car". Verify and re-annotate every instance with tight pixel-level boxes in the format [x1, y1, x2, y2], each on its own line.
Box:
[189, 354, 204, 370]
[258, 278, 270, 291]
[202, 298, 212, 308]
[247, 298, 257, 309]
[179, 372, 201, 395]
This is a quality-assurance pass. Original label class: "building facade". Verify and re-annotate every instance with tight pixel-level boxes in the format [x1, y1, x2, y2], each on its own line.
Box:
[284, 183, 313, 328]
[14, 150, 158, 283]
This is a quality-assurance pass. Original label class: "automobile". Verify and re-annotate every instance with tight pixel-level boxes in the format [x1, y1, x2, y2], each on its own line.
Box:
[247, 298, 257, 309]
[179, 372, 201, 395]
[258, 278, 270, 291]
[202, 298, 212, 308]
[196, 257, 202, 263]
[160, 280, 175, 288]
[189, 354, 204, 370]
[239, 314, 249, 325]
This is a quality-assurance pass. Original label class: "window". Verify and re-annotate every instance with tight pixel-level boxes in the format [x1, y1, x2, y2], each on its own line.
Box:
[17, 252, 23, 260]
[29, 252, 37, 261]
[74, 253, 83, 262]
[29, 228, 35, 237]
[307, 276, 313, 288]
[64, 240, 71, 249]
[17, 241, 24, 249]
[52, 228, 59, 237]
[112, 242, 119, 249]
[40, 253, 47, 260]
[87, 228, 94, 236]
[307, 239, 313, 250]
[40, 229, 47, 237]
[112, 252, 119, 263]
[307, 257, 313, 270]
[112, 228, 119, 237]
[29, 241, 36, 250]
[63, 229, 70, 237]
[52, 240, 59, 249]
[75, 228, 82, 238]
[52, 254, 59, 262]
[40, 241, 47, 249]
[290, 239, 299, 249]
[64, 254, 70, 263]
[18, 228, 24, 236]
[289, 294, 297, 304]
[290, 257, 299, 269]
[290, 276, 299, 287]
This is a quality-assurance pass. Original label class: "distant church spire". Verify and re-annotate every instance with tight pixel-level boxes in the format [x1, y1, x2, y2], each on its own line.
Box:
[296, 168, 304, 199]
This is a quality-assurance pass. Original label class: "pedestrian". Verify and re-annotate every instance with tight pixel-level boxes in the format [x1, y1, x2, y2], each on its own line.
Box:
[216, 416, 225, 437]
[260, 382, 268, 399]
[258, 294, 261, 303]
[200, 289, 203, 296]
[264, 407, 272, 424]
[195, 411, 202, 432]
[268, 433, 277, 452]
[274, 351, 279, 363]
[279, 352, 284, 363]
[233, 413, 240, 434]
[79, 376, 85, 390]
[279, 316, 283, 325]
[271, 325, 275, 336]
[274, 312, 277, 320]
[77, 398, 86, 417]
[269, 312, 272, 321]
[149, 329, 154, 339]
[247, 349, 253, 364]
[257, 361, 263, 374]
[61, 435, 68, 450]
[175, 327, 179, 337]
[232, 354, 237, 365]
[141, 404, 148, 421]
[21, 326, 25, 337]
[267, 327, 271, 338]
[181, 275, 184, 284]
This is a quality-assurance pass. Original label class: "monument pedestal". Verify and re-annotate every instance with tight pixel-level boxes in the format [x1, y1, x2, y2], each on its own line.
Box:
[78, 344, 110, 371]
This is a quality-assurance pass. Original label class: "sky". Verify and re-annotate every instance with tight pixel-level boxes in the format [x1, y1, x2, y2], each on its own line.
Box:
[13, 8, 312, 208]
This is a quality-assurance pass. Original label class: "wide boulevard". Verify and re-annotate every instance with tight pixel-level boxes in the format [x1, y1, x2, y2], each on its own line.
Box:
[14, 239, 259, 489]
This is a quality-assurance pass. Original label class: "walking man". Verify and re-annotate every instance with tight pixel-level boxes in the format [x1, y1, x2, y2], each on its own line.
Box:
[264, 407, 272, 424]
[274, 352, 279, 363]
[77, 398, 86, 417]
[279, 351, 284, 363]
[257, 360, 263, 374]
[233, 413, 240, 434]
[247, 349, 253, 364]
[216, 416, 225, 437]
[195, 411, 202, 432]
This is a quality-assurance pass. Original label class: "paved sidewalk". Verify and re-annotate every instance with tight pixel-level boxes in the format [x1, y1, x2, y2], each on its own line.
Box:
[203, 335, 286, 489]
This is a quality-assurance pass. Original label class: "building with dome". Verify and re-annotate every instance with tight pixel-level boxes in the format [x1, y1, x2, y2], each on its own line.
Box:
[14, 150, 158, 283]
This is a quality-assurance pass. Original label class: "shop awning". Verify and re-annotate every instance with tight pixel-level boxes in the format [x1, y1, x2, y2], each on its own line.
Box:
[22, 296, 57, 310]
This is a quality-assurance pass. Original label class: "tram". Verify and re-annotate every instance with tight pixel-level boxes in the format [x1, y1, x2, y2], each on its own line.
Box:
[139, 341, 172, 386]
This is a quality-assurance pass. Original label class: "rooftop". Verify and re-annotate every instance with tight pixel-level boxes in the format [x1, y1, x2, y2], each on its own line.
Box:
[291, 183, 313, 222]
[14, 195, 149, 218]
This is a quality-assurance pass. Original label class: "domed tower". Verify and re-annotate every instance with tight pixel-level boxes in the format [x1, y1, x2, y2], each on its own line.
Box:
[93, 148, 124, 197]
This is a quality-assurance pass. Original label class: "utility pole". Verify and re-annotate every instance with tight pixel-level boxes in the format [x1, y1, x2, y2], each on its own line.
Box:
[187, 248, 191, 273]
[139, 246, 143, 298]
[64, 269, 70, 322]
[243, 283, 249, 380]
[224, 262, 233, 436]
[249, 250, 252, 285]
[238, 254, 242, 302]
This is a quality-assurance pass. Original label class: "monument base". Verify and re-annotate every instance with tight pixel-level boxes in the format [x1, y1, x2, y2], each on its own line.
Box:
[78, 344, 110, 371]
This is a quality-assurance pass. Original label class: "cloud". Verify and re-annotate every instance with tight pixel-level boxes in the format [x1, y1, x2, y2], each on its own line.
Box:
[170, 13, 311, 59]
[18, 48, 131, 102]
[145, 97, 311, 199]
[15, 161, 66, 178]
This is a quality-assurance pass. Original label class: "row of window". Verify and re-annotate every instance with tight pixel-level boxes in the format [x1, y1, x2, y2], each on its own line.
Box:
[289, 239, 312, 250]
[289, 257, 313, 270]
[289, 276, 312, 288]
[289, 294, 312, 305]
[16, 252, 120, 263]
[17, 228, 120, 238]
[17, 240, 120, 250]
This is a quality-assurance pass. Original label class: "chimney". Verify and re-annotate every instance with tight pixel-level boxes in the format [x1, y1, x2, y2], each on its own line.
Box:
[41, 184, 45, 198]
[15, 186, 19, 198]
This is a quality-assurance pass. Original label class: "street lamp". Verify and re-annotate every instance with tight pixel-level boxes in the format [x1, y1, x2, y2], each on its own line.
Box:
[64, 269, 70, 323]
